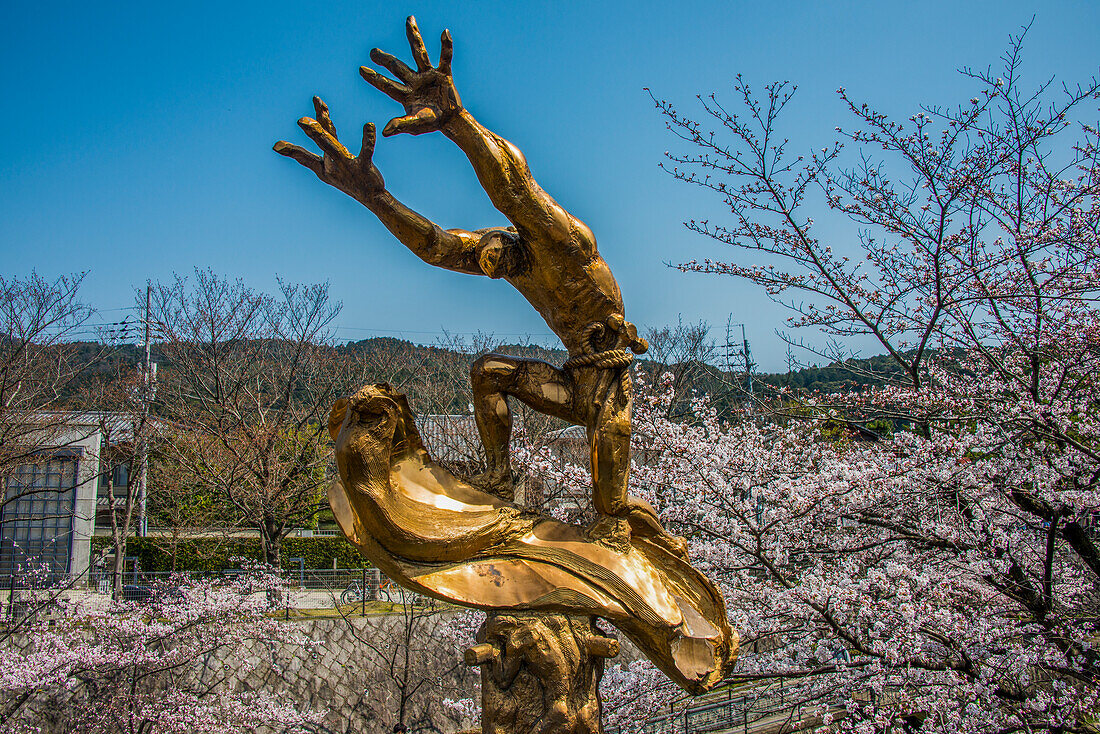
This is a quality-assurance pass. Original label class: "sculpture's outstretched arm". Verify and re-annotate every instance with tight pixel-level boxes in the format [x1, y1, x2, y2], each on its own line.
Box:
[443, 111, 578, 247]
[275, 97, 483, 275]
[362, 17, 591, 250]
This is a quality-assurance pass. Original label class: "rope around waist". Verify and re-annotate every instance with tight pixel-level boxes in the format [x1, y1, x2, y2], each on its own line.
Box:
[562, 348, 634, 370]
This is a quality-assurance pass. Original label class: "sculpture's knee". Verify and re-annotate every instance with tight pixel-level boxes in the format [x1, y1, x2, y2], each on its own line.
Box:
[472, 353, 516, 392]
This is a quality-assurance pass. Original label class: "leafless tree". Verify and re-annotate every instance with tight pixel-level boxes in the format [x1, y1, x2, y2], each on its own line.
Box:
[145, 434, 231, 573]
[81, 362, 155, 599]
[639, 318, 720, 419]
[150, 270, 357, 565]
[0, 272, 98, 521]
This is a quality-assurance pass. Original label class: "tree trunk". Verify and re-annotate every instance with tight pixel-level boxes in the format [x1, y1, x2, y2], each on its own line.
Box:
[261, 521, 282, 567]
[108, 450, 143, 601]
[107, 473, 126, 602]
[109, 524, 126, 601]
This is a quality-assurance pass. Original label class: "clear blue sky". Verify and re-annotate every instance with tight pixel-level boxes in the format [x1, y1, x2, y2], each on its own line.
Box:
[2, 1, 1097, 369]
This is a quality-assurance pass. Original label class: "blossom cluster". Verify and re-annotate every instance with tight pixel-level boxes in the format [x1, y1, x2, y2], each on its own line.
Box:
[630, 33, 1100, 732]
[0, 570, 323, 733]
[518, 364, 1100, 732]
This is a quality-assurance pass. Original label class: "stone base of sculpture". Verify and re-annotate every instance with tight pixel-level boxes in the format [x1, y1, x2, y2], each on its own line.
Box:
[465, 613, 619, 734]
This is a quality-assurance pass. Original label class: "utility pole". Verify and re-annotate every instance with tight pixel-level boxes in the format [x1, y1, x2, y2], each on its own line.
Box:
[724, 316, 739, 376]
[741, 324, 754, 400]
[138, 282, 152, 537]
[724, 316, 756, 414]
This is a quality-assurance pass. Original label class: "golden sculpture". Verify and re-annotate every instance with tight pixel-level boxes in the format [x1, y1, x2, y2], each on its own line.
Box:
[325, 384, 734, 692]
[276, 16, 738, 725]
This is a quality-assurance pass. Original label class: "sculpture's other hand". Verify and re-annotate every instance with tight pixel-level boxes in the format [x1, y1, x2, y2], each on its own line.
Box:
[360, 16, 462, 137]
[274, 97, 386, 203]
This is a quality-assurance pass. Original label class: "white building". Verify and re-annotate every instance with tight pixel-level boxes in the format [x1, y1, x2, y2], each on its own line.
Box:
[0, 414, 129, 581]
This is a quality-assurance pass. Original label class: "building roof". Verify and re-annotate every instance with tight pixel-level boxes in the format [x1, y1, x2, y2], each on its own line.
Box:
[414, 414, 484, 465]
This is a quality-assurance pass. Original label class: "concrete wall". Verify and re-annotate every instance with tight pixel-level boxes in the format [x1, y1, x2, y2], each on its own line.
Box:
[62, 422, 103, 576]
[202, 614, 478, 733]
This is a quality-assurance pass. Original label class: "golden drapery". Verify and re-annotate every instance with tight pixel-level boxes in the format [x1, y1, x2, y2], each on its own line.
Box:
[328, 384, 738, 694]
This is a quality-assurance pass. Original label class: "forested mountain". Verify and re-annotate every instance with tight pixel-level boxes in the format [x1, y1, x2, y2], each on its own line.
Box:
[756, 353, 907, 392]
[59, 336, 902, 413]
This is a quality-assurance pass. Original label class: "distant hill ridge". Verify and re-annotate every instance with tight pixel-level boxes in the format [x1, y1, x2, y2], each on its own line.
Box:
[63, 336, 901, 404]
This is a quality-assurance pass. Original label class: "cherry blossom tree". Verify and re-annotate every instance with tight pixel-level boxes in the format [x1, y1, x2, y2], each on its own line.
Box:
[575, 26, 1100, 732]
[0, 567, 323, 733]
[519, 368, 1100, 731]
[599, 658, 678, 732]
[649, 26, 1098, 404]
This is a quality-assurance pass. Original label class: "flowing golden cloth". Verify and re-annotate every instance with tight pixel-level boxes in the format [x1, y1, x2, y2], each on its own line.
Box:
[328, 384, 738, 693]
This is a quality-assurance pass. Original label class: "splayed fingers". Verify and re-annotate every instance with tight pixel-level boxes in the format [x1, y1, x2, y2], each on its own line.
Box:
[274, 98, 384, 198]
[359, 16, 463, 137]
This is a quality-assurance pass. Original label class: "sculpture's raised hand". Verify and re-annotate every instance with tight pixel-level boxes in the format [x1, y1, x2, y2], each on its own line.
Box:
[274, 97, 385, 203]
[360, 16, 462, 137]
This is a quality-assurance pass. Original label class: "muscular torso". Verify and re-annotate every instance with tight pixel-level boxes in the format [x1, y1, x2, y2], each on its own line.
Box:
[498, 221, 625, 355]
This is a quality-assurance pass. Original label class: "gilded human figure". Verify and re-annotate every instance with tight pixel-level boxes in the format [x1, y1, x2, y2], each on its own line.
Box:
[276, 19, 738, 714]
[275, 17, 674, 553]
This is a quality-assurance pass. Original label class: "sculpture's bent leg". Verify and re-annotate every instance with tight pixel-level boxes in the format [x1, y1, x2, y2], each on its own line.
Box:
[466, 613, 619, 734]
[584, 393, 634, 551]
[471, 353, 581, 501]
[575, 370, 688, 558]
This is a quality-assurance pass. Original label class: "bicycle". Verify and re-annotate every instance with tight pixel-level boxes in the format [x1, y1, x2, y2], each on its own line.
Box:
[339, 576, 397, 606]
[339, 580, 363, 606]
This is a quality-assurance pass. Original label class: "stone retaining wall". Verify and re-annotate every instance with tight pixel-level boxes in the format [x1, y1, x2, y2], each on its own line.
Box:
[204, 613, 480, 733]
[3, 610, 480, 734]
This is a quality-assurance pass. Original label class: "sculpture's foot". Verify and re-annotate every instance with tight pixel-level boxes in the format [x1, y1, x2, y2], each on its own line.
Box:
[625, 496, 690, 561]
[627, 514, 689, 561]
[586, 514, 632, 554]
[468, 468, 515, 502]
[635, 525, 689, 560]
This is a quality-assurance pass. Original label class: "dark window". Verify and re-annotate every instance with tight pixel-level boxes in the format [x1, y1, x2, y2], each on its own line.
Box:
[0, 456, 79, 577]
[98, 461, 129, 490]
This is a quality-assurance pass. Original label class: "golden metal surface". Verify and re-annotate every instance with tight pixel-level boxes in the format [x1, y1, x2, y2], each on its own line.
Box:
[279, 16, 738, 699]
[328, 384, 736, 693]
[468, 613, 616, 734]
[274, 16, 655, 542]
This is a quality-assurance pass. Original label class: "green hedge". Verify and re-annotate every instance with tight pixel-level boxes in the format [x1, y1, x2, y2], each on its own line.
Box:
[92, 536, 369, 573]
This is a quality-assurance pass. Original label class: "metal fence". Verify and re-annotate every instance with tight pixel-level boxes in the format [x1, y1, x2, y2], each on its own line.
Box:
[0, 565, 436, 625]
[606, 683, 808, 734]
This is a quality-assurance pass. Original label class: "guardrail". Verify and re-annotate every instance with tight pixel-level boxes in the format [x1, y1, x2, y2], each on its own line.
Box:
[0, 566, 433, 625]
[606, 682, 807, 734]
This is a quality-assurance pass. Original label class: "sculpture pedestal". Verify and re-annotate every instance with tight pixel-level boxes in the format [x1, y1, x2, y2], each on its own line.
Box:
[465, 613, 619, 734]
